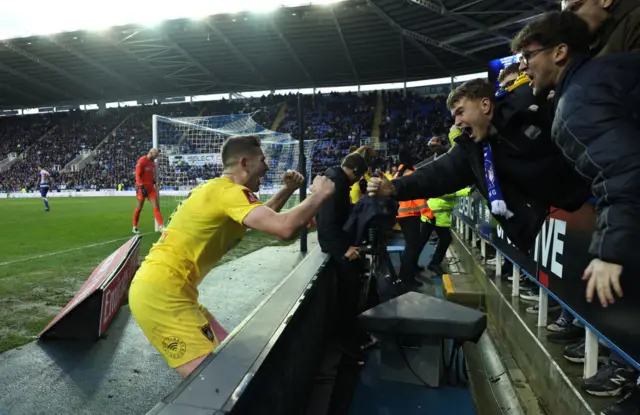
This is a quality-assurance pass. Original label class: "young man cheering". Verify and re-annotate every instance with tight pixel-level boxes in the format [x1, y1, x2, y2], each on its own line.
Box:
[366, 77, 590, 259]
[512, 11, 640, 309]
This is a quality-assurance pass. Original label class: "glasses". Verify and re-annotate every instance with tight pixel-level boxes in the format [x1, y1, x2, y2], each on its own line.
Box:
[562, 0, 586, 12]
[519, 47, 552, 66]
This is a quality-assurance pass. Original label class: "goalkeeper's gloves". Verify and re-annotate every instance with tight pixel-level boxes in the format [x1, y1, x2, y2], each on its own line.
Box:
[138, 185, 149, 198]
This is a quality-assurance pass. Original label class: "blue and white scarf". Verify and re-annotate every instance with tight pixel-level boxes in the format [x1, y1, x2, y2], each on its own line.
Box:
[482, 141, 514, 219]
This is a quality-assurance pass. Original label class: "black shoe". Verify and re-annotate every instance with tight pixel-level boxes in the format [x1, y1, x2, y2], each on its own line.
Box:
[602, 385, 640, 415]
[563, 340, 610, 364]
[547, 323, 585, 344]
[583, 361, 637, 397]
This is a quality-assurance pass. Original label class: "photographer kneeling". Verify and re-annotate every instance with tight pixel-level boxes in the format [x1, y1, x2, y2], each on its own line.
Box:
[316, 153, 369, 355]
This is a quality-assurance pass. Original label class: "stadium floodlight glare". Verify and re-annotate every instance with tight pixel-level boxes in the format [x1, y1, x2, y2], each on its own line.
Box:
[0, 0, 347, 41]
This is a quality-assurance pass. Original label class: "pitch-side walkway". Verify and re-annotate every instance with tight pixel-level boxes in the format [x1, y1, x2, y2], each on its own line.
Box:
[0, 233, 318, 415]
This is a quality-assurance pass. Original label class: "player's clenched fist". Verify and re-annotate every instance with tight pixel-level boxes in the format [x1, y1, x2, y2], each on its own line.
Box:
[367, 172, 395, 197]
[309, 175, 335, 198]
[283, 170, 305, 190]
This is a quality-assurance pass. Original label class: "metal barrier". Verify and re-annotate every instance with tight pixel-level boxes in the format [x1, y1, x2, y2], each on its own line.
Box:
[453, 196, 640, 379]
[147, 246, 334, 415]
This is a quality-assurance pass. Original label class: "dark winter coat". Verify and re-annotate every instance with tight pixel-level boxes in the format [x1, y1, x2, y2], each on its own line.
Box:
[552, 53, 640, 268]
[391, 85, 591, 254]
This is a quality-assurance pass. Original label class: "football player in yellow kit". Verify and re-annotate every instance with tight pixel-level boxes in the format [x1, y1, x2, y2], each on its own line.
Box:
[129, 134, 335, 377]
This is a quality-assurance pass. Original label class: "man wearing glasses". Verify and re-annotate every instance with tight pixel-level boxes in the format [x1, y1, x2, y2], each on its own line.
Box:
[513, 10, 640, 309]
[366, 75, 590, 260]
[513, 11, 640, 415]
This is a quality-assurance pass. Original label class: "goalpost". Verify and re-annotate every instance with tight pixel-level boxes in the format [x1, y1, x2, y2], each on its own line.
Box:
[151, 113, 315, 231]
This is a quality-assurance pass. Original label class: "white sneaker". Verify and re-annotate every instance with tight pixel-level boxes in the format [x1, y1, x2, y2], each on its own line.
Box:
[132, 227, 140, 234]
[547, 317, 571, 332]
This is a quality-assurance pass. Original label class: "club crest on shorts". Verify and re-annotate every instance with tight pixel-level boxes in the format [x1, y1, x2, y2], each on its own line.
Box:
[162, 336, 187, 359]
[243, 189, 259, 204]
[199, 324, 216, 342]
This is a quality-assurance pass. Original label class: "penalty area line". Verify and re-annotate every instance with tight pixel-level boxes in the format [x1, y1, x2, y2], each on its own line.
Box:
[0, 232, 155, 267]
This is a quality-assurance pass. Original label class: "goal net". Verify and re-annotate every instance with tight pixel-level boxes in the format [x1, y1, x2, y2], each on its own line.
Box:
[152, 113, 314, 229]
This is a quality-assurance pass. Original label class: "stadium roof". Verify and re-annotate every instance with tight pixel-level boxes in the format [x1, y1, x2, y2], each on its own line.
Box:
[0, 0, 555, 109]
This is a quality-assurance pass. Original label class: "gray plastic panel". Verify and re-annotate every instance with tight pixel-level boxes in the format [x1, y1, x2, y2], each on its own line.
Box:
[358, 291, 487, 343]
[148, 247, 328, 414]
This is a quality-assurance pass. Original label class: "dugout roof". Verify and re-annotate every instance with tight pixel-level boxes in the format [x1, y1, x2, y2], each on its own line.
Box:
[0, 0, 554, 109]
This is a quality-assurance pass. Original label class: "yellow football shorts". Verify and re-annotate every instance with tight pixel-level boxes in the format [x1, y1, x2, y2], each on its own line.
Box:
[129, 267, 220, 368]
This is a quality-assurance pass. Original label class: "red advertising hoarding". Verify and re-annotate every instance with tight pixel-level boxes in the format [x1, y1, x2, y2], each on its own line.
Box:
[39, 236, 141, 339]
[99, 240, 141, 336]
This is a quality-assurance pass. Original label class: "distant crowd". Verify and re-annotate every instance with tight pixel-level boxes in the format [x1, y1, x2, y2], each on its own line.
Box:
[0, 90, 449, 192]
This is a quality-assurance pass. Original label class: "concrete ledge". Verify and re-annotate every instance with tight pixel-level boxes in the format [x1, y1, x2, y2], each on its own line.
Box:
[451, 230, 596, 415]
[442, 272, 484, 311]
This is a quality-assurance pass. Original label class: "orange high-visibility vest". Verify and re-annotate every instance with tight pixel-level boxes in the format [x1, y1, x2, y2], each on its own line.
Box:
[393, 165, 434, 219]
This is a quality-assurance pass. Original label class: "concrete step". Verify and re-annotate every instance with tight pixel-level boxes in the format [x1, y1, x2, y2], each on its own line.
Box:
[451, 229, 608, 415]
[442, 271, 484, 311]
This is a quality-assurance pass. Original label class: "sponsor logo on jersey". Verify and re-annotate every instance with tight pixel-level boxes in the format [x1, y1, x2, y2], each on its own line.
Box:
[162, 336, 187, 359]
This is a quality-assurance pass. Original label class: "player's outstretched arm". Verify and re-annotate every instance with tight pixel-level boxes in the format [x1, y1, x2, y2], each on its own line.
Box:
[243, 175, 335, 240]
[264, 170, 305, 213]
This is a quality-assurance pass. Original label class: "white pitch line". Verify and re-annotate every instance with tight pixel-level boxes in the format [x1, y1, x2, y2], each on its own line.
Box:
[0, 232, 155, 267]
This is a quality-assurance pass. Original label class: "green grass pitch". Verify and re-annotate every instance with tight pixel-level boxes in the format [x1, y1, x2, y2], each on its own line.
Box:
[0, 195, 300, 353]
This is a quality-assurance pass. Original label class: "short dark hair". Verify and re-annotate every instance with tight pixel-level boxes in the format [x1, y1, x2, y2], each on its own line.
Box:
[446, 78, 495, 110]
[342, 153, 368, 177]
[221, 135, 262, 167]
[354, 145, 376, 166]
[498, 62, 520, 82]
[511, 11, 591, 55]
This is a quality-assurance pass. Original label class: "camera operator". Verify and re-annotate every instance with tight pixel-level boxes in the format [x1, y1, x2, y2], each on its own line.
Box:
[316, 153, 369, 353]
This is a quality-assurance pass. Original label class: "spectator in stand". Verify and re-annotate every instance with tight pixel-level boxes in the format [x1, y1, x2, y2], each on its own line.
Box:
[513, 11, 640, 413]
[513, 10, 640, 309]
[562, 0, 640, 55]
[367, 77, 590, 259]
[498, 62, 521, 89]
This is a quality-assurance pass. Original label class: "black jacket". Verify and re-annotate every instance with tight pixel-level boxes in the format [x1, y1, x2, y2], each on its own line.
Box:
[316, 166, 352, 258]
[343, 195, 399, 246]
[552, 53, 640, 268]
[392, 85, 591, 254]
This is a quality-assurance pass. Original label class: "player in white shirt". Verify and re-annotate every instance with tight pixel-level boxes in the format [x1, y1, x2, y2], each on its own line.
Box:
[37, 166, 53, 212]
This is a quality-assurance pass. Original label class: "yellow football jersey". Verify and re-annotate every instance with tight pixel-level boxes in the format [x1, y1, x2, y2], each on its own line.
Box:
[137, 177, 262, 288]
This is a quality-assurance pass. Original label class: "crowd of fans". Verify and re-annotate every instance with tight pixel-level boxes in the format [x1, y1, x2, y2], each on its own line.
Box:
[0, 91, 447, 192]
